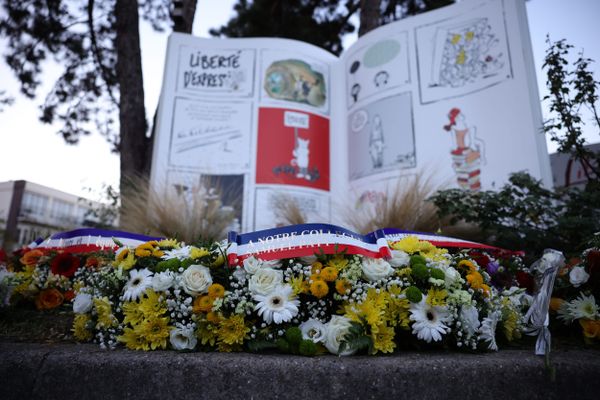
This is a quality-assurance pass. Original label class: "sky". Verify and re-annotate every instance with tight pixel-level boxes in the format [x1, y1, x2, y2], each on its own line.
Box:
[0, 0, 599, 199]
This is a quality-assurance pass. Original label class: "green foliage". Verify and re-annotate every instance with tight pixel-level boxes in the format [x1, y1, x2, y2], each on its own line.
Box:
[285, 326, 302, 345]
[154, 258, 181, 273]
[338, 321, 373, 355]
[298, 339, 318, 356]
[405, 286, 423, 303]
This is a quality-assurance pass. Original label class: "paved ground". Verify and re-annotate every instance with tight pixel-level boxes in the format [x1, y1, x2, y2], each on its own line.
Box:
[1, 342, 599, 400]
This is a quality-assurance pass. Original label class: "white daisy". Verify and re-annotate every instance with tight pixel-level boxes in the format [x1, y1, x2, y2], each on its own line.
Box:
[459, 305, 481, 340]
[567, 293, 599, 320]
[409, 300, 451, 343]
[479, 311, 501, 351]
[162, 245, 192, 261]
[123, 268, 153, 301]
[254, 285, 299, 325]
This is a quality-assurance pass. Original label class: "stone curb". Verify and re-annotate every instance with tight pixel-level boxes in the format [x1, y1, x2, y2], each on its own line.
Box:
[1, 342, 599, 400]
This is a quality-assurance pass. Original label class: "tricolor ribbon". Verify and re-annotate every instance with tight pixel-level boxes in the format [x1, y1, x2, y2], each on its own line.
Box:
[227, 224, 392, 266]
[36, 228, 163, 253]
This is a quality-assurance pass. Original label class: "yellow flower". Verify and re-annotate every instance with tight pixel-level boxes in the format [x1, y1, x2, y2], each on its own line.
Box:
[502, 307, 521, 341]
[396, 267, 412, 277]
[208, 283, 225, 299]
[217, 315, 249, 345]
[310, 274, 324, 282]
[122, 301, 145, 326]
[390, 236, 421, 254]
[311, 261, 324, 274]
[327, 256, 349, 271]
[193, 295, 213, 313]
[191, 247, 210, 260]
[310, 280, 329, 298]
[371, 323, 396, 354]
[335, 279, 351, 295]
[72, 314, 92, 341]
[289, 276, 309, 295]
[94, 297, 118, 329]
[458, 259, 477, 272]
[579, 319, 600, 340]
[152, 249, 165, 258]
[138, 290, 167, 318]
[321, 267, 338, 282]
[211, 254, 225, 267]
[119, 326, 150, 351]
[206, 311, 222, 324]
[196, 321, 218, 346]
[135, 242, 157, 258]
[139, 316, 171, 350]
[114, 250, 135, 270]
[426, 288, 448, 306]
[344, 288, 387, 328]
[549, 297, 564, 312]
[158, 238, 179, 248]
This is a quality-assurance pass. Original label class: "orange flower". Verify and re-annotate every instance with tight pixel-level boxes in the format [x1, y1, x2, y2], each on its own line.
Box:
[35, 288, 64, 310]
[311, 261, 324, 274]
[321, 267, 338, 282]
[206, 311, 221, 324]
[208, 283, 225, 299]
[549, 297, 564, 312]
[458, 260, 477, 273]
[579, 319, 600, 339]
[193, 295, 213, 313]
[335, 279, 351, 295]
[20, 249, 44, 266]
[310, 280, 329, 298]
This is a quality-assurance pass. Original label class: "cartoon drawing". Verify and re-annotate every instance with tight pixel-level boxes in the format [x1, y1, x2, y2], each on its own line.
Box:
[431, 18, 504, 88]
[264, 59, 326, 107]
[292, 137, 310, 179]
[374, 71, 389, 87]
[369, 115, 385, 168]
[351, 83, 361, 103]
[443, 107, 486, 190]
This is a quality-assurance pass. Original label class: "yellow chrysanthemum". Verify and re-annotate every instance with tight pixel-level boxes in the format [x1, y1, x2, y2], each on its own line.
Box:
[390, 236, 447, 260]
[208, 283, 225, 299]
[289, 276, 309, 295]
[327, 256, 349, 271]
[72, 314, 92, 341]
[152, 249, 164, 258]
[114, 250, 135, 270]
[335, 279, 351, 295]
[396, 267, 412, 277]
[426, 288, 448, 306]
[138, 289, 167, 318]
[94, 297, 117, 329]
[196, 321, 218, 346]
[502, 307, 521, 341]
[206, 311, 222, 324]
[344, 288, 387, 328]
[371, 323, 396, 354]
[193, 295, 213, 313]
[310, 280, 329, 298]
[191, 247, 210, 260]
[458, 259, 477, 272]
[217, 315, 249, 345]
[135, 242, 156, 258]
[158, 238, 179, 248]
[390, 236, 421, 254]
[122, 301, 145, 326]
[321, 267, 338, 282]
[311, 261, 324, 274]
[211, 254, 225, 267]
[139, 316, 171, 350]
[119, 326, 150, 351]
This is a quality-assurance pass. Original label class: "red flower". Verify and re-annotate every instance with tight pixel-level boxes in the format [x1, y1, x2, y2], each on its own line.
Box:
[50, 253, 81, 277]
[469, 251, 490, 268]
[63, 290, 75, 301]
[516, 271, 534, 293]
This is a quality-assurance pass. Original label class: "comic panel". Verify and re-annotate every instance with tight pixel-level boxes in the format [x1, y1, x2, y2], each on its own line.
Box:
[415, 0, 512, 104]
[253, 187, 331, 231]
[260, 50, 330, 114]
[168, 97, 252, 173]
[345, 32, 410, 108]
[176, 46, 255, 97]
[165, 170, 245, 232]
[348, 92, 415, 181]
[256, 107, 330, 191]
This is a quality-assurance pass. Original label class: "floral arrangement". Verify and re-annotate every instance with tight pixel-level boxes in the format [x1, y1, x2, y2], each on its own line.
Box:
[64, 236, 533, 355]
[550, 238, 600, 342]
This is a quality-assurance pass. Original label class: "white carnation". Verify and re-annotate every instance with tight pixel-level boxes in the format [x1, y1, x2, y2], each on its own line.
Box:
[152, 271, 175, 292]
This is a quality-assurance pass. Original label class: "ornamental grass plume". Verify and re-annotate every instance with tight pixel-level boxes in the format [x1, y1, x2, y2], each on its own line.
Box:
[272, 193, 308, 226]
[119, 175, 239, 243]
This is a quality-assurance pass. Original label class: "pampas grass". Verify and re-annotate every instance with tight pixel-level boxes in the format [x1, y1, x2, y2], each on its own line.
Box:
[271, 193, 308, 226]
[119, 175, 238, 243]
[345, 171, 445, 235]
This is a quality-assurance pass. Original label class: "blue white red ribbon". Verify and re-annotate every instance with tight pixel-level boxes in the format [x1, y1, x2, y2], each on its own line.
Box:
[227, 224, 391, 265]
[36, 228, 163, 253]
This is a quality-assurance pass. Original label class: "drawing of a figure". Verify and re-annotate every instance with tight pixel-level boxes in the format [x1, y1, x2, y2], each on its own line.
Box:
[443, 108, 485, 190]
[291, 137, 310, 179]
[369, 115, 385, 169]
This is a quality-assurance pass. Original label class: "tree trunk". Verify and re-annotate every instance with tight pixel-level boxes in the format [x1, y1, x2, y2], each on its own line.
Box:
[172, 0, 198, 33]
[115, 0, 149, 188]
[359, 0, 381, 36]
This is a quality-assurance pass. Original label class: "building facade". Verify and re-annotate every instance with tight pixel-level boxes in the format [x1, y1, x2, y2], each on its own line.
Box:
[0, 180, 112, 250]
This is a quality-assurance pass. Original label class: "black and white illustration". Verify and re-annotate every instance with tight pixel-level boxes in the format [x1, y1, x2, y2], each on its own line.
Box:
[415, 0, 512, 104]
[345, 32, 410, 107]
[176, 45, 255, 97]
[260, 50, 330, 114]
[168, 97, 252, 172]
[348, 92, 416, 181]
[254, 187, 330, 231]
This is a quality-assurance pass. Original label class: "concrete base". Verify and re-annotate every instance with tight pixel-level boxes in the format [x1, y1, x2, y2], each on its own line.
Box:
[1, 342, 599, 399]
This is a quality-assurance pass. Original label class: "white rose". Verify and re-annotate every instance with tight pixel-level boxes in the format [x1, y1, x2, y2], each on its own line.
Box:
[299, 318, 327, 343]
[243, 256, 263, 275]
[248, 268, 283, 295]
[389, 250, 410, 268]
[262, 259, 282, 269]
[569, 266, 590, 288]
[324, 315, 356, 356]
[72, 293, 93, 314]
[169, 326, 197, 350]
[181, 264, 212, 296]
[444, 267, 462, 288]
[152, 271, 175, 292]
[361, 258, 394, 281]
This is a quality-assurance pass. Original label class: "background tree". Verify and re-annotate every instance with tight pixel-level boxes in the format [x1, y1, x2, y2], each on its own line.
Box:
[0, 0, 197, 195]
